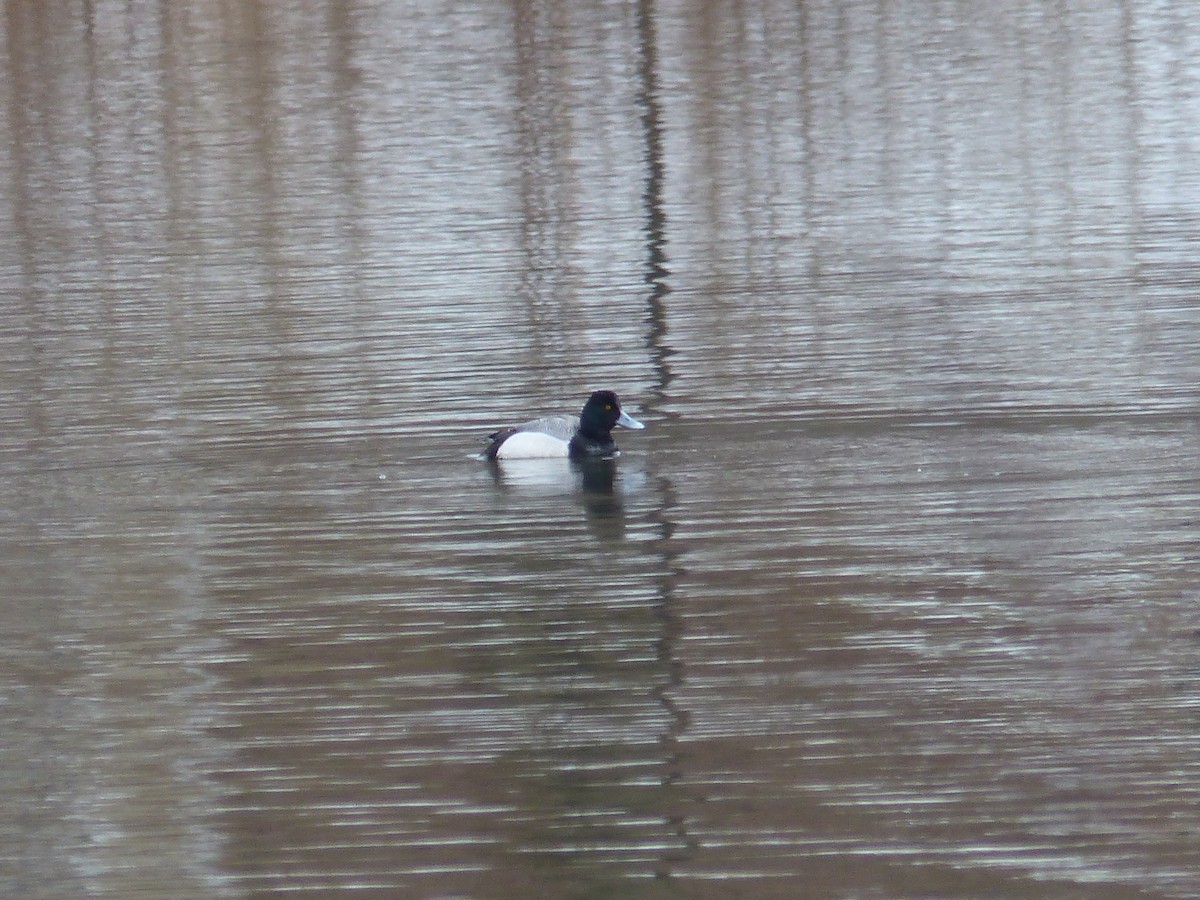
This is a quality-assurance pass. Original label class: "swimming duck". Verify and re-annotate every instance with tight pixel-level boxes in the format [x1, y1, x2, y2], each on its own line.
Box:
[484, 390, 645, 460]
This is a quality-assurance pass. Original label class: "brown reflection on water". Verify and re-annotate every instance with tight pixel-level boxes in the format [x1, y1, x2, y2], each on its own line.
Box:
[3, 1, 1200, 898]
[657, 0, 1200, 427]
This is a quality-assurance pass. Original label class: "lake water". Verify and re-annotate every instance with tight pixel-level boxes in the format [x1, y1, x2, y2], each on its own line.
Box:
[3, 1, 1199, 897]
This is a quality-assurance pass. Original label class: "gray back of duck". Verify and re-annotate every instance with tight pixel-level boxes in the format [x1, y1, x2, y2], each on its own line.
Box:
[512, 415, 577, 441]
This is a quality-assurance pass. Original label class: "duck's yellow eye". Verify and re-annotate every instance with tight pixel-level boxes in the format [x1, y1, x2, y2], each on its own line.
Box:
[605, 404, 613, 411]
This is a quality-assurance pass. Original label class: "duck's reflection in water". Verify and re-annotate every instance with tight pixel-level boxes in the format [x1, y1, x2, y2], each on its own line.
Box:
[487, 456, 648, 542]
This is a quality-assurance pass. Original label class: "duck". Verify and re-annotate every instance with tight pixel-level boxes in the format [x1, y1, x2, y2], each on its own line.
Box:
[484, 390, 645, 460]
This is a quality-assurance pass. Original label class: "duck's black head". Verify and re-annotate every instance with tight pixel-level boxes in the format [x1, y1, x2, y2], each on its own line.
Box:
[570, 390, 644, 458]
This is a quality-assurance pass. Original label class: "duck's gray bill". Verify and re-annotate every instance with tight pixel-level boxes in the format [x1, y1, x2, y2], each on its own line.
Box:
[616, 411, 645, 430]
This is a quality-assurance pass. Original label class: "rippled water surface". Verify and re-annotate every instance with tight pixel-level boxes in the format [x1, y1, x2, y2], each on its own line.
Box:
[3, 2, 1200, 897]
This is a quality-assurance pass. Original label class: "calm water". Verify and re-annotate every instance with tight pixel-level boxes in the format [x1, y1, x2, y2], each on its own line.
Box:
[3, 1, 1199, 897]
